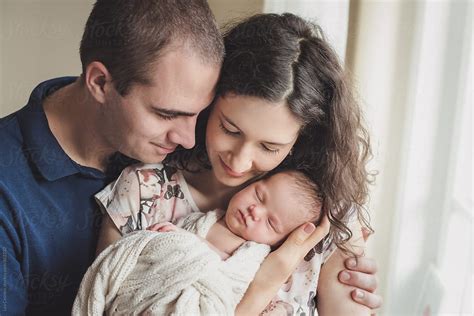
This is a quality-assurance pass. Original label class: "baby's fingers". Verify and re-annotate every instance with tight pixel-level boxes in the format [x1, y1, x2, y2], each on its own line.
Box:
[146, 222, 173, 232]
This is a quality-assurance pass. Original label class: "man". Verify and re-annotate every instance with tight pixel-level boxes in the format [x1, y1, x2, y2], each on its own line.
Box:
[0, 0, 381, 314]
[0, 1, 222, 314]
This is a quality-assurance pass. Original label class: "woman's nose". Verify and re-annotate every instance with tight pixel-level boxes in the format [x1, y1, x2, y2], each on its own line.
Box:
[229, 143, 253, 173]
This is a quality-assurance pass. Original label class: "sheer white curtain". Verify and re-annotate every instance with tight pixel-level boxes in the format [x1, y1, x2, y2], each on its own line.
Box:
[264, 1, 473, 314]
[351, 1, 472, 314]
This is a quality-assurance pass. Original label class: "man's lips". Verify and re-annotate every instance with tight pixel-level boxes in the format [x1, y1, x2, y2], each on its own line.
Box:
[151, 142, 176, 154]
[219, 157, 245, 178]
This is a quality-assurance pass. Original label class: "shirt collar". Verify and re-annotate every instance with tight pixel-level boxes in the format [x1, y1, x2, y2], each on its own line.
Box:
[17, 77, 87, 181]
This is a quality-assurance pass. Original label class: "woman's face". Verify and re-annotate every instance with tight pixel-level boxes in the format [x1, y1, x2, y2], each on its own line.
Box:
[205, 94, 302, 187]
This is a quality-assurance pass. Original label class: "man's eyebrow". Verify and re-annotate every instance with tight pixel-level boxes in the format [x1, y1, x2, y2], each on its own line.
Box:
[152, 106, 197, 117]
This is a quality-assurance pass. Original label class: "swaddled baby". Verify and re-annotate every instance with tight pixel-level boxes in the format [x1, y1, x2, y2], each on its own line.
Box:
[148, 169, 323, 259]
[73, 170, 323, 315]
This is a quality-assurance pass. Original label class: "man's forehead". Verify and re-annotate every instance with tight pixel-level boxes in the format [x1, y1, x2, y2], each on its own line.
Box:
[129, 61, 217, 113]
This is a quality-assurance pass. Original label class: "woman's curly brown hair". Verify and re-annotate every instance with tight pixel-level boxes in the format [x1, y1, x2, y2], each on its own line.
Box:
[166, 13, 374, 255]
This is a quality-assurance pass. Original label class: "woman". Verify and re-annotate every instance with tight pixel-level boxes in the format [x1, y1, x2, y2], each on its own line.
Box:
[98, 13, 380, 314]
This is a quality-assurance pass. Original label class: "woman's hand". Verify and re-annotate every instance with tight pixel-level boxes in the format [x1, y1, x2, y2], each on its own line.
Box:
[235, 216, 330, 315]
[338, 230, 382, 310]
[261, 216, 331, 285]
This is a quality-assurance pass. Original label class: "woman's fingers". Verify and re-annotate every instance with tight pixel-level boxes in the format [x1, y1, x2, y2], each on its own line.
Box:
[338, 269, 378, 292]
[254, 215, 331, 288]
[305, 215, 330, 247]
[286, 215, 330, 249]
[351, 288, 383, 310]
[274, 215, 331, 268]
[248, 215, 332, 302]
[344, 256, 378, 274]
[287, 222, 315, 247]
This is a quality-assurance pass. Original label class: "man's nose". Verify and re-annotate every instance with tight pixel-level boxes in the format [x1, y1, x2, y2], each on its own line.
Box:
[168, 117, 197, 149]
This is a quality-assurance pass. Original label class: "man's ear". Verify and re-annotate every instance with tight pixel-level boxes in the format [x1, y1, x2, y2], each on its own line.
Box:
[84, 61, 113, 104]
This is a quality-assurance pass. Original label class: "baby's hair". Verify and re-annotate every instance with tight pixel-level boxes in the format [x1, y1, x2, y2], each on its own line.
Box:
[265, 169, 323, 251]
[288, 170, 324, 224]
[265, 169, 323, 225]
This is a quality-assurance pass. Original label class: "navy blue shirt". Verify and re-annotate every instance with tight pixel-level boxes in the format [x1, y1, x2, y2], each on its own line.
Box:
[0, 78, 132, 315]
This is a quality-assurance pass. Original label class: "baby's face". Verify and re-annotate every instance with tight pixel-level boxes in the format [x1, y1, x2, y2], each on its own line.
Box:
[224, 172, 311, 246]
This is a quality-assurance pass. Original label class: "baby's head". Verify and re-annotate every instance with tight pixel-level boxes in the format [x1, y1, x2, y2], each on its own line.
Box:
[224, 170, 323, 247]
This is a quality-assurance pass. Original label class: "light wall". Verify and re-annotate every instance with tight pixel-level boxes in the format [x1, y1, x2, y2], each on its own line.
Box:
[347, 1, 411, 305]
[208, 0, 263, 26]
[0, 0, 95, 117]
[349, 1, 472, 314]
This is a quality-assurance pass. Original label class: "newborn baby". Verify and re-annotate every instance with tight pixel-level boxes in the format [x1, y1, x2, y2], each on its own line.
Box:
[73, 170, 323, 315]
[148, 169, 323, 260]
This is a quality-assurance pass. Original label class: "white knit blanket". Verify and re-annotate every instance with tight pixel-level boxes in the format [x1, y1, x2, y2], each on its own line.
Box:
[72, 211, 270, 315]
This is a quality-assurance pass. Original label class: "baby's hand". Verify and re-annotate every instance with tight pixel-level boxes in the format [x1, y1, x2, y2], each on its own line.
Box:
[146, 222, 178, 232]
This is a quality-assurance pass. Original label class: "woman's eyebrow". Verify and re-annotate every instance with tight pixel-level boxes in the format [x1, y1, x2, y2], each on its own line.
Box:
[263, 140, 293, 146]
[221, 113, 295, 146]
[220, 113, 241, 129]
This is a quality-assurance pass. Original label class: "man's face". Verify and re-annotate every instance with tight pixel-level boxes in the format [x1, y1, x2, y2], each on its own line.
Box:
[102, 49, 220, 163]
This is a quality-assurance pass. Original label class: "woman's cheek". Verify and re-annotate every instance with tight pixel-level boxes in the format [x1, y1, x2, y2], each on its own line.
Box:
[207, 125, 229, 153]
[255, 152, 289, 173]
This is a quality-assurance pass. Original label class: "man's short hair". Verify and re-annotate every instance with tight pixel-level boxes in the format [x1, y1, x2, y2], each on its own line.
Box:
[80, 0, 224, 95]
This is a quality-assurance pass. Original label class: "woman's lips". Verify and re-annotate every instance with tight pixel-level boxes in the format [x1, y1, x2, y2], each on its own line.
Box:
[219, 157, 245, 178]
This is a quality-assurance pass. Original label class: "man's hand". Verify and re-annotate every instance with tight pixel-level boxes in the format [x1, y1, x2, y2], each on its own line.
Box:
[338, 228, 382, 312]
[339, 256, 382, 311]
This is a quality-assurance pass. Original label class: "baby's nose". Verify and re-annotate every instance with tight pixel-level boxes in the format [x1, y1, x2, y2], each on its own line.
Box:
[248, 204, 261, 221]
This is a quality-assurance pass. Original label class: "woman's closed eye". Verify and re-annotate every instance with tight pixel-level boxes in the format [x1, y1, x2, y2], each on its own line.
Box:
[261, 144, 280, 154]
[219, 116, 284, 154]
[219, 122, 240, 136]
